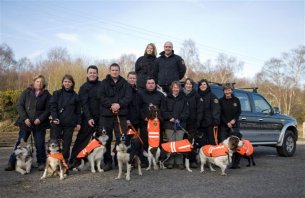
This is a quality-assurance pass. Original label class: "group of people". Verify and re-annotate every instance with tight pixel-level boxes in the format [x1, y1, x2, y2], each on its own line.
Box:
[4, 41, 242, 172]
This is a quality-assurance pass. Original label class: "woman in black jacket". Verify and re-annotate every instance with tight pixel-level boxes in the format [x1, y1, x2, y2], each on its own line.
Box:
[196, 79, 220, 146]
[135, 43, 157, 91]
[50, 74, 81, 163]
[5, 75, 51, 171]
[161, 81, 189, 169]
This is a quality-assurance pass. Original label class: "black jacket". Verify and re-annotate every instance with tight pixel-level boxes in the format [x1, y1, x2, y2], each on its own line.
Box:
[127, 85, 142, 125]
[15, 87, 51, 131]
[155, 51, 186, 86]
[219, 95, 241, 127]
[161, 92, 189, 130]
[196, 87, 220, 128]
[50, 88, 81, 127]
[79, 79, 102, 122]
[184, 89, 199, 131]
[100, 75, 132, 117]
[135, 55, 156, 89]
[139, 89, 165, 120]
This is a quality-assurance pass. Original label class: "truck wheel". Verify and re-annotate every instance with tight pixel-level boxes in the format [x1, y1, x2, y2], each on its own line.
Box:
[276, 130, 296, 157]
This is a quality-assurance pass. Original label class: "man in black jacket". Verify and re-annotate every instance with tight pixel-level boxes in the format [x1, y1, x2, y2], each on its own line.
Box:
[69, 65, 102, 167]
[139, 77, 165, 167]
[155, 41, 186, 94]
[99, 63, 132, 171]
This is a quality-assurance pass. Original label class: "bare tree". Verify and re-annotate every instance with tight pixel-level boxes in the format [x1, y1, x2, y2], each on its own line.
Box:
[179, 39, 203, 78]
[116, 54, 136, 77]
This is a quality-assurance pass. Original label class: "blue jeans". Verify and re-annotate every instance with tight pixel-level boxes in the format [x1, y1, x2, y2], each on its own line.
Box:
[8, 128, 46, 166]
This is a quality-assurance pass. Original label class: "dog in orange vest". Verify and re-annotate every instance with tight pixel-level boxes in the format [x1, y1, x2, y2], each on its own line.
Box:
[236, 139, 256, 167]
[199, 136, 242, 176]
[41, 139, 68, 180]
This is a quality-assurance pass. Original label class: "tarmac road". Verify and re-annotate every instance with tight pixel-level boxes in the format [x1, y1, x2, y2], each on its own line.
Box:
[0, 144, 305, 198]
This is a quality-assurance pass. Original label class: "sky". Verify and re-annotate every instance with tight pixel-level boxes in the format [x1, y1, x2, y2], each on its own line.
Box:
[0, 0, 304, 79]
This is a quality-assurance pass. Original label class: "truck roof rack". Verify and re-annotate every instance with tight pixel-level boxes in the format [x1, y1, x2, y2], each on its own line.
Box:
[239, 87, 259, 93]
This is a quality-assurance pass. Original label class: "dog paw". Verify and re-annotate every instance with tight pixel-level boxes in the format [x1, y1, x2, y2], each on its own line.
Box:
[187, 169, 192, 173]
[146, 167, 151, 171]
[115, 177, 120, 180]
[200, 170, 205, 173]
[221, 173, 227, 176]
[40, 176, 45, 180]
[98, 169, 104, 173]
[126, 176, 130, 181]
[211, 169, 216, 172]
[91, 170, 96, 173]
[153, 166, 159, 170]
[60, 177, 64, 180]
[72, 168, 79, 172]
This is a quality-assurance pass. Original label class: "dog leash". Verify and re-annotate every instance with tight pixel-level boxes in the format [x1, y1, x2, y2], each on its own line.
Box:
[129, 125, 144, 145]
[214, 127, 219, 145]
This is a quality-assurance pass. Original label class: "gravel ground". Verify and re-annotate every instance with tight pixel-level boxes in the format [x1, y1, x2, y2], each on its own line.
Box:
[0, 144, 305, 198]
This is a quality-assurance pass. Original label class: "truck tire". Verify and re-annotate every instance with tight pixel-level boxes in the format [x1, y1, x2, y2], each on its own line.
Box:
[276, 130, 296, 157]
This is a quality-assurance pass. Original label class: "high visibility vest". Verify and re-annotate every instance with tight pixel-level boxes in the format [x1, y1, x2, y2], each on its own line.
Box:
[147, 119, 160, 148]
[202, 144, 229, 157]
[161, 139, 193, 153]
[77, 139, 101, 158]
[48, 153, 69, 170]
[237, 139, 254, 156]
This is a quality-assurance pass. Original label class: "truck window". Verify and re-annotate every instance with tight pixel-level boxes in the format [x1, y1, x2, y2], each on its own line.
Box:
[234, 92, 251, 112]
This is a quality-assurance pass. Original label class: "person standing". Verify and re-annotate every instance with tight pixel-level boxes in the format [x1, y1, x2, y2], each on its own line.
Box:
[50, 74, 81, 163]
[155, 41, 186, 94]
[99, 63, 132, 171]
[69, 65, 102, 167]
[126, 71, 142, 145]
[161, 81, 189, 169]
[183, 78, 199, 168]
[196, 79, 220, 146]
[135, 43, 157, 91]
[219, 83, 242, 169]
[5, 75, 51, 171]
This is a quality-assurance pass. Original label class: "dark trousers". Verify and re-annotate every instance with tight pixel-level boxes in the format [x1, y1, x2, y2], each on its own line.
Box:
[8, 128, 46, 166]
[100, 115, 127, 164]
[198, 126, 217, 145]
[219, 126, 242, 143]
[69, 118, 97, 164]
[50, 125, 74, 162]
[140, 121, 149, 151]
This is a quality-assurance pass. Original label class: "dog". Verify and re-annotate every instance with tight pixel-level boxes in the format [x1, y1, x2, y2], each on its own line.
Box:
[40, 139, 68, 180]
[236, 139, 256, 167]
[146, 104, 162, 171]
[115, 135, 143, 181]
[72, 129, 109, 173]
[199, 136, 242, 176]
[14, 140, 33, 175]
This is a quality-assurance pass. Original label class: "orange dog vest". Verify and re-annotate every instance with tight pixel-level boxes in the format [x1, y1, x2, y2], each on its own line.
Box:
[77, 139, 101, 158]
[48, 153, 69, 170]
[237, 139, 254, 156]
[161, 139, 193, 153]
[147, 119, 160, 148]
[202, 144, 229, 157]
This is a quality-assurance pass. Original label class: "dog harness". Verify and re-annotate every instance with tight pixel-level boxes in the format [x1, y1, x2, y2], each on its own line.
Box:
[48, 153, 69, 170]
[202, 144, 229, 157]
[161, 139, 193, 153]
[147, 119, 160, 148]
[77, 139, 102, 158]
[237, 139, 254, 156]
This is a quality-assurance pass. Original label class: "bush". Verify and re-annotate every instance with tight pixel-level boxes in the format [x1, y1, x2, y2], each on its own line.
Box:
[0, 89, 22, 121]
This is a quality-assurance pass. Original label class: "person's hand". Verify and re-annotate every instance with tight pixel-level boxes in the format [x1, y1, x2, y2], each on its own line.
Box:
[34, 119, 41, 125]
[52, 119, 60, 125]
[169, 118, 175, 122]
[126, 120, 132, 126]
[88, 119, 95, 127]
[75, 124, 81, 131]
[230, 119, 236, 125]
[227, 122, 233, 128]
[111, 103, 120, 112]
[24, 119, 31, 127]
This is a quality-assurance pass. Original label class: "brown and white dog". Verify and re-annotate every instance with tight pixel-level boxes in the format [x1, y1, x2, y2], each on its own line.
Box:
[115, 135, 143, 181]
[41, 139, 68, 180]
[14, 140, 33, 175]
[199, 136, 242, 176]
[146, 104, 162, 171]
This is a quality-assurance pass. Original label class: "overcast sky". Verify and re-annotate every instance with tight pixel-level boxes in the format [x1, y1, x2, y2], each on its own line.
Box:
[1, 0, 304, 78]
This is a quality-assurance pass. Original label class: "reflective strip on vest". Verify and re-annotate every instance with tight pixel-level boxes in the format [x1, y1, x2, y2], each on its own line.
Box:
[161, 139, 193, 153]
[148, 119, 160, 148]
[77, 139, 102, 158]
[203, 144, 229, 157]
